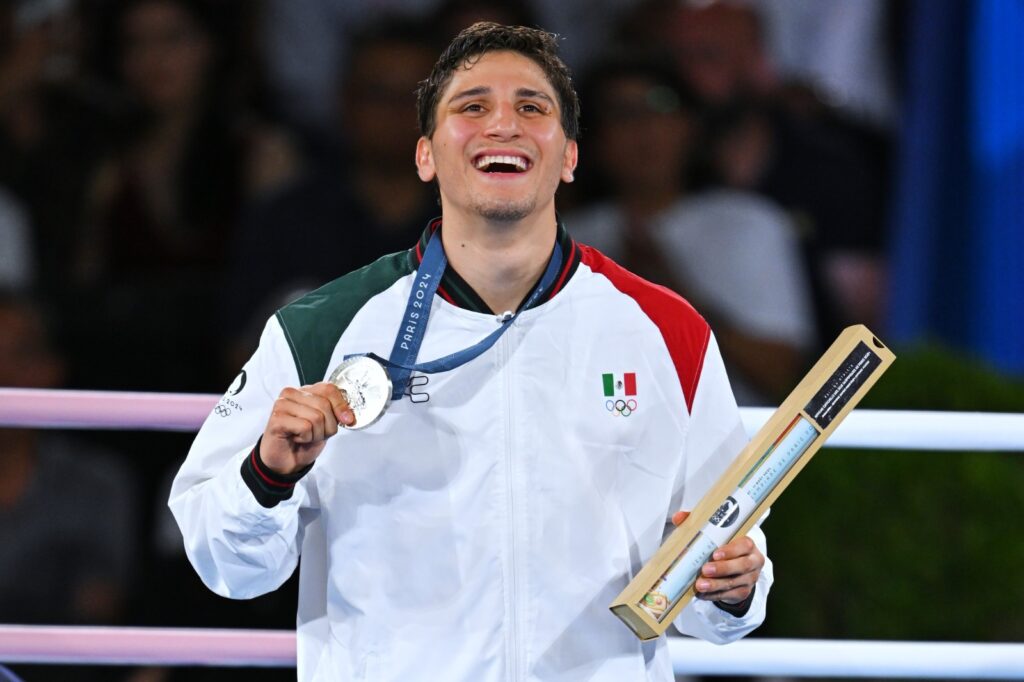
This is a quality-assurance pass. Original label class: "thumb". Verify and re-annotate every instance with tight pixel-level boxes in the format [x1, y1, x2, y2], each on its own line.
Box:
[672, 510, 691, 527]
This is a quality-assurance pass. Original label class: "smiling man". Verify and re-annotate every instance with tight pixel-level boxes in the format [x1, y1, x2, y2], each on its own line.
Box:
[170, 23, 771, 682]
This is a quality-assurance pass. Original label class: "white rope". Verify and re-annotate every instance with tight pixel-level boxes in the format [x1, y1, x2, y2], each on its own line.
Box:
[1, 626, 1022, 677]
[1, 388, 1022, 451]
[741, 407, 1024, 451]
[669, 637, 1024, 678]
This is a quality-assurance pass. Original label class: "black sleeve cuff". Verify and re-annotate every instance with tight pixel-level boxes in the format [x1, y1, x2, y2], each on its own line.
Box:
[240, 436, 314, 508]
[714, 585, 756, 617]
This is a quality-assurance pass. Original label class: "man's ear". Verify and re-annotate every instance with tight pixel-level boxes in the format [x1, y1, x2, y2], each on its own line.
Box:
[415, 137, 436, 182]
[561, 139, 578, 183]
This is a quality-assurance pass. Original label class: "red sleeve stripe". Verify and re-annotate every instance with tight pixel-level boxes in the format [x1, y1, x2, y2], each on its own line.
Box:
[250, 450, 295, 488]
[579, 244, 710, 413]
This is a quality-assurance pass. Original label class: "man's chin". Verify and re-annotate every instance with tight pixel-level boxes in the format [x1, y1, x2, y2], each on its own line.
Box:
[475, 200, 536, 224]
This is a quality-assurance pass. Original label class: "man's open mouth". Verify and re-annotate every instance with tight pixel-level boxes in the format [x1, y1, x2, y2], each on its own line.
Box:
[474, 154, 531, 173]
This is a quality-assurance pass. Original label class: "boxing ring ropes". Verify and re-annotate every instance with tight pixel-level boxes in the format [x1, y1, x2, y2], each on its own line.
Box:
[1, 387, 1024, 678]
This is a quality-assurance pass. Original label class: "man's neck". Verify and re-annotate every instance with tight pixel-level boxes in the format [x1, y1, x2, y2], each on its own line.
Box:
[440, 211, 558, 315]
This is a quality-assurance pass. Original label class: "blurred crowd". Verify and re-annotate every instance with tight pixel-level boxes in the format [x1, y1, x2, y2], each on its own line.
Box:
[0, 0, 900, 679]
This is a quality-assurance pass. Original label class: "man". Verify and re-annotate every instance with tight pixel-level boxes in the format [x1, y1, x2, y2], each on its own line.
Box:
[170, 23, 771, 681]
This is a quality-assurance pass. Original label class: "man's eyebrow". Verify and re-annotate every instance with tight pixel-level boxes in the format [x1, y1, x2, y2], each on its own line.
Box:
[447, 86, 557, 105]
[516, 88, 555, 104]
[448, 86, 491, 103]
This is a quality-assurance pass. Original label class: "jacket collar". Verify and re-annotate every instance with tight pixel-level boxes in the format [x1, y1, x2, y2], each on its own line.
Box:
[407, 217, 581, 314]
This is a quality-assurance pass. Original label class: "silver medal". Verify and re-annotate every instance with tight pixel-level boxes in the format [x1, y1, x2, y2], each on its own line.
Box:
[328, 356, 392, 430]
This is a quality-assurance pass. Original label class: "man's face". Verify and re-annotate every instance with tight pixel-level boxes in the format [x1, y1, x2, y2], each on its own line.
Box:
[415, 50, 577, 224]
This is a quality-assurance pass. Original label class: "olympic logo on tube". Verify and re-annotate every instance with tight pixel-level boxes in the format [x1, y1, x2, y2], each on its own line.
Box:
[605, 399, 638, 417]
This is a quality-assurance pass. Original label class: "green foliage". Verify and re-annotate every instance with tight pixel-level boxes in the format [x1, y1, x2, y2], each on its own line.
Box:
[761, 343, 1024, 641]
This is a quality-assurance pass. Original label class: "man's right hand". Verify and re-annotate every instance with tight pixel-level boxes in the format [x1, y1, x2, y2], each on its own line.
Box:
[259, 383, 355, 474]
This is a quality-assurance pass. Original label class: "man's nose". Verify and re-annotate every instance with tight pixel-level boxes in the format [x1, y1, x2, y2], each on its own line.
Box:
[484, 103, 521, 139]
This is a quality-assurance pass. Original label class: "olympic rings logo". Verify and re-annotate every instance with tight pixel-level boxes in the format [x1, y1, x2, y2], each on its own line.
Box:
[214, 404, 232, 417]
[606, 398, 638, 417]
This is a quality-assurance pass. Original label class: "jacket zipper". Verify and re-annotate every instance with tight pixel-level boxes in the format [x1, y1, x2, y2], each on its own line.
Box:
[499, 319, 521, 681]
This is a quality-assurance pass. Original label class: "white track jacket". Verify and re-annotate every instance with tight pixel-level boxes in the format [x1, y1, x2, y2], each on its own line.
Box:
[170, 223, 773, 681]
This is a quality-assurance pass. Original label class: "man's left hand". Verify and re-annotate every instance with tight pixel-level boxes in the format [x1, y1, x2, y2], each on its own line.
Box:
[671, 510, 764, 605]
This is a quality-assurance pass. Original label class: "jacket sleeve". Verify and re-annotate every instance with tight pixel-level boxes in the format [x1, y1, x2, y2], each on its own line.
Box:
[168, 316, 318, 599]
[669, 332, 774, 643]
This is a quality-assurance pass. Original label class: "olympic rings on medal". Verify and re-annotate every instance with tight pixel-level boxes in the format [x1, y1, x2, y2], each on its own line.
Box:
[605, 398, 638, 417]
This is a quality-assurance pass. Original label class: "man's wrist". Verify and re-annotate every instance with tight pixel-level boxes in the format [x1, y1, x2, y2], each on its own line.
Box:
[714, 585, 755, 617]
[240, 436, 313, 508]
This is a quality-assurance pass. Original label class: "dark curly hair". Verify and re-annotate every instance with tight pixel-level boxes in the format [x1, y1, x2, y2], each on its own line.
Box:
[416, 22, 580, 140]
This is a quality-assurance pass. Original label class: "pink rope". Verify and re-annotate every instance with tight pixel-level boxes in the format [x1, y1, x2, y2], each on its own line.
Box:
[1, 388, 1022, 450]
[0, 388, 217, 431]
[0, 625, 295, 667]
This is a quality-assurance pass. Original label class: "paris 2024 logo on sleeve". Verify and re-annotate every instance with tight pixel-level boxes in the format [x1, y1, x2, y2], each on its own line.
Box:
[216, 370, 247, 417]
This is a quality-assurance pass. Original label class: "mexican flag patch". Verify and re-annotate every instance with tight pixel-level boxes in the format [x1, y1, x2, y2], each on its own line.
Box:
[602, 373, 637, 397]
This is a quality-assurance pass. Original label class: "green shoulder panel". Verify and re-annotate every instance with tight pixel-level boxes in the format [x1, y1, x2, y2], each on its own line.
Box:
[275, 250, 414, 384]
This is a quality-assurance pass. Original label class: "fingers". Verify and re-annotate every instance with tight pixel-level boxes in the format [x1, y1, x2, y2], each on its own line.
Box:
[670, 514, 764, 604]
[267, 382, 356, 447]
[266, 411, 327, 444]
[693, 535, 764, 604]
[695, 581, 755, 605]
[693, 565, 757, 603]
[710, 535, 760, 563]
[272, 387, 340, 441]
[303, 382, 356, 426]
[261, 384, 354, 474]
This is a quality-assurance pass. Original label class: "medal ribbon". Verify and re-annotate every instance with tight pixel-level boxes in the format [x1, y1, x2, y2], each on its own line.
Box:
[363, 228, 563, 400]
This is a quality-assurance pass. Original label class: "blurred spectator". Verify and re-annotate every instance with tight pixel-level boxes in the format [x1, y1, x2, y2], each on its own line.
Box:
[69, 0, 299, 392]
[749, 0, 898, 127]
[568, 54, 815, 405]
[621, 0, 889, 335]
[77, 0, 298, 287]
[221, 19, 439, 366]
[0, 0, 117, 297]
[661, 0, 776, 107]
[705, 90, 888, 334]
[125, 457, 299, 682]
[0, 291, 136, 680]
[0, 187, 33, 288]
[260, 0, 640, 134]
[432, 0, 538, 38]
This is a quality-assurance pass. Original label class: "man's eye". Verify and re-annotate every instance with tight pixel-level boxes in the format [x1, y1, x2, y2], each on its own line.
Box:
[520, 103, 543, 113]
[462, 103, 485, 113]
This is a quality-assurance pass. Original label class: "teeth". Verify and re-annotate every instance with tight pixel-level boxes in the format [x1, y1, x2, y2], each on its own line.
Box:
[475, 154, 528, 171]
